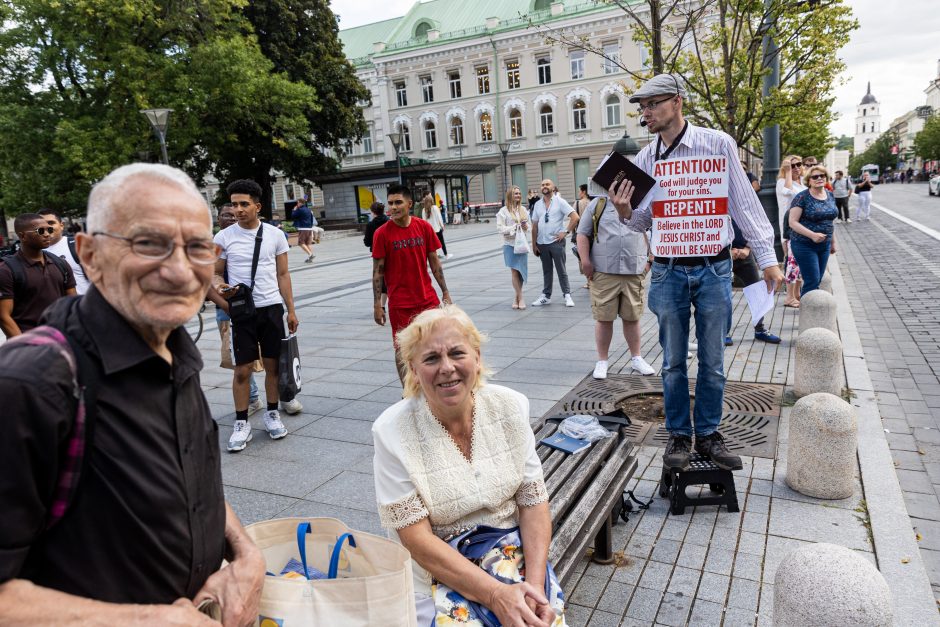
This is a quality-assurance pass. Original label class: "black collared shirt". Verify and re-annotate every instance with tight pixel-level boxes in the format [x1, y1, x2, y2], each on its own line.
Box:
[0, 287, 225, 603]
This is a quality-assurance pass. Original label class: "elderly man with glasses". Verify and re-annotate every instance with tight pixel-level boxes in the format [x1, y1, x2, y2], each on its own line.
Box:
[607, 74, 784, 473]
[0, 213, 77, 338]
[0, 163, 264, 624]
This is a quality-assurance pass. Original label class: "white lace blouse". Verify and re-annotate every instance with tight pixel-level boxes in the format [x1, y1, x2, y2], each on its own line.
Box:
[372, 384, 549, 595]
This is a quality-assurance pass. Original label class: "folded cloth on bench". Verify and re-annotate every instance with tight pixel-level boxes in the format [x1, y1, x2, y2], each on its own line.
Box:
[431, 526, 567, 626]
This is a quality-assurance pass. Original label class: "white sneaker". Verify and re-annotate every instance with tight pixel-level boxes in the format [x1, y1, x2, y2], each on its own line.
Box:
[247, 398, 264, 416]
[630, 355, 655, 376]
[446, 253, 454, 259]
[227, 420, 252, 452]
[688, 342, 698, 352]
[263, 410, 288, 440]
[593, 360, 609, 379]
[281, 397, 303, 415]
[564, 294, 575, 307]
[532, 295, 551, 306]
[687, 351, 694, 360]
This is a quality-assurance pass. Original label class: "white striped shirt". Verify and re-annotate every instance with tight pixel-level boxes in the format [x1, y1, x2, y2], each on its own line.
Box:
[626, 122, 777, 269]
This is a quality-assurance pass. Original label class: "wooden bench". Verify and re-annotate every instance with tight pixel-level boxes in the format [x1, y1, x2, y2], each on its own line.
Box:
[531, 418, 639, 588]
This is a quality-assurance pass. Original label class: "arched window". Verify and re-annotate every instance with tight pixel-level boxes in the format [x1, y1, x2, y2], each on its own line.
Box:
[424, 121, 437, 149]
[539, 105, 554, 134]
[572, 99, 587, 130]
[479, 112, 493, 142]
[398, 122, 412, 152]
[509, 108, 523, 138]
[862, 123, 866, 133]
[450, 117, 465, 145]
[415, 21, 432, 40]
[605, 94, 621, 127]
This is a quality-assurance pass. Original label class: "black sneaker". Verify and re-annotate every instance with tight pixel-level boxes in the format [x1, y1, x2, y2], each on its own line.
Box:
[663, 434, 692, 471]
[695, 432, 742, 470]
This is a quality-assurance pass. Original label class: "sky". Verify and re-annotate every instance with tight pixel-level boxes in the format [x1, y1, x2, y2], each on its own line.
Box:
[329, 0, 940, 140]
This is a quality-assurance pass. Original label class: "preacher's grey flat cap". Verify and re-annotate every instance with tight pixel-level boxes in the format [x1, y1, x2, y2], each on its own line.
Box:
[628, 73, 687, 103]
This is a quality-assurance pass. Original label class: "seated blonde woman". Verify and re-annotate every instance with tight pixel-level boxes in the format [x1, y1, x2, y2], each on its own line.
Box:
[372, 305, 566, 627]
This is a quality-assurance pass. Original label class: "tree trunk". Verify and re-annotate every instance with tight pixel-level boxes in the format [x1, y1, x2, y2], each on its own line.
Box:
[650, 0, 664, 74]
[254, 166, 275, 221]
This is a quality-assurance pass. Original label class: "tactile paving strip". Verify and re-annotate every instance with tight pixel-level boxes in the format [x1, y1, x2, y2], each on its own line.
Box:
[542, 374, 781, 458]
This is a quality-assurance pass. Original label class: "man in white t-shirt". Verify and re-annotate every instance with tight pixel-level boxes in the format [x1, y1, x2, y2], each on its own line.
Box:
[530, 178, 579, 307]
[213, 179, 301, 452]
[39, 209, 90, 294]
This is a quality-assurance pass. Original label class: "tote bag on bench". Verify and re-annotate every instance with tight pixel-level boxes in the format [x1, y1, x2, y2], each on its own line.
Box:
[245, 517, 417, 627]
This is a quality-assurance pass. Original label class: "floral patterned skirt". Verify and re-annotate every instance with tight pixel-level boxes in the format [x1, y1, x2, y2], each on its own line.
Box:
[785, 254, 802, 284]
[431, 528, 566, 626]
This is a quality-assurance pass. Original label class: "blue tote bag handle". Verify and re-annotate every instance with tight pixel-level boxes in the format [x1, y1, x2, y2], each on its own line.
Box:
[328, 532, 357, 579]
[296, 522, 315, 580]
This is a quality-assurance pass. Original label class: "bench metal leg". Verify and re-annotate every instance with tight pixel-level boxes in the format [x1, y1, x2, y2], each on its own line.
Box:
[591, 512, 615, 564]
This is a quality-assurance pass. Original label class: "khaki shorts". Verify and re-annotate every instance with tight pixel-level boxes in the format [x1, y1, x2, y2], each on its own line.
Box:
[297, 229, 313, 245]
[590, 271, 645, 322]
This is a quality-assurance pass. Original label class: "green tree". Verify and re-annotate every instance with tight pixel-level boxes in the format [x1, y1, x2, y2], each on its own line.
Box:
[215, 0, 370, 215]
[914, 115, 940, 163]
[834, 134, 853, 151]
[672, 0, 856, 159]
[848, 129, 898, 178]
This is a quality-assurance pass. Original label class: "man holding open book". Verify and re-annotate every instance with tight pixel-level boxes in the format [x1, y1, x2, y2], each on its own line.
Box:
[604, 73, 784, 473]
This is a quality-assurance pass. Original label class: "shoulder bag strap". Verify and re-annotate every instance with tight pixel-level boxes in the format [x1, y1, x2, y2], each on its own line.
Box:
[592, 198, 607, 243]
[249, 226, 264, 290]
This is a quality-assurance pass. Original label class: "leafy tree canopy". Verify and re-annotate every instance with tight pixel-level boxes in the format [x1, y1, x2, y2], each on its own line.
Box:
[0, 0, 366, 218]
[914, 115, 940, 163]
[848, 129, 898, 178]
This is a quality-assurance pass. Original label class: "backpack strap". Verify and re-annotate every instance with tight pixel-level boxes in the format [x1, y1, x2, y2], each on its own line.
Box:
[591, 197, 608, 243]
[1, 255, 26, 298]
[42, 251, 74, 290]
[66, 238, 84, 271]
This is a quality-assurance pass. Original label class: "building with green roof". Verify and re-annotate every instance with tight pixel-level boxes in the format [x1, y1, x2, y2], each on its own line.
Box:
[317, 0, 652, 222]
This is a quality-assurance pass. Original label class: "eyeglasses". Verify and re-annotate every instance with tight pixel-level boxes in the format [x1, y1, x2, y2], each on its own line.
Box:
[93, 231, 219, 265]
[790, 162, 803, 168]
[636, 96, 675, 113]
[544, 210, 549, 223]
[25, 227, 56, 236]
[808, 173, 827, 181]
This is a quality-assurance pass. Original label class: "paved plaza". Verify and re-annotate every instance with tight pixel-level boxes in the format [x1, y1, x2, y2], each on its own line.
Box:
[191, 189, 940, 625]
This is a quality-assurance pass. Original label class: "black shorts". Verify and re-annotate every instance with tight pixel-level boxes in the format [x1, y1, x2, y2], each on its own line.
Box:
[230, 303, 285, 366]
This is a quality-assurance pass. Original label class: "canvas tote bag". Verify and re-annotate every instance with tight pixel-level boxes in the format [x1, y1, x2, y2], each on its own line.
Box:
[246, 517, 417, 627]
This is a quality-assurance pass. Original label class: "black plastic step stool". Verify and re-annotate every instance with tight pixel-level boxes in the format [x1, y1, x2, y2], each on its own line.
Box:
[659, 454, 739, 516]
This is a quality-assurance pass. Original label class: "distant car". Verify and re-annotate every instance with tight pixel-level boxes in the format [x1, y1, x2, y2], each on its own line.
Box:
[929, 174, 940, 197]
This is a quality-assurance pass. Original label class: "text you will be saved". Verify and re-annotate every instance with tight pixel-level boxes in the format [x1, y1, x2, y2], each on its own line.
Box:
[650, 156, 729, 258]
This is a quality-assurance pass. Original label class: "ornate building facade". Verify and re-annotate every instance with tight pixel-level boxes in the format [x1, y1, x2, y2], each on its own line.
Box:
[323, 0, 653, 221]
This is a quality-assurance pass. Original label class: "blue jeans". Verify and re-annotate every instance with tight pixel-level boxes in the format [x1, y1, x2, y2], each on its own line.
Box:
[789, 236, 830, 295]
[648, 258, 732, 437]
[216, 308, 259, 402]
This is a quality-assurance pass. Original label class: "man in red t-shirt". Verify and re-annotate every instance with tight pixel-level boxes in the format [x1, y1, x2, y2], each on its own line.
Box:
[372, 183, 452, 384]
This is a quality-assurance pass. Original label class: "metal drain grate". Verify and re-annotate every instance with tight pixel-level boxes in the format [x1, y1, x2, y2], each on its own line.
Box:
[542, 374, 781, 458]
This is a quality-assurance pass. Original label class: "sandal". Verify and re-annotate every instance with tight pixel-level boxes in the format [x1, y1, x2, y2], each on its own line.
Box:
[512, 303, 520, 309]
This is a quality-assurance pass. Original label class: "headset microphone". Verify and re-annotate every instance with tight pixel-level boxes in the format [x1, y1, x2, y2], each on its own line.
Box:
[640, 119, 648, 127]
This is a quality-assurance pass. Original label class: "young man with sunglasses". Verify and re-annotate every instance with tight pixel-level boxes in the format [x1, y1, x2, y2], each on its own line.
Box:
[0, 213, 76, 338]
[213, 179, 301, 452]
[608, 74, 783, 473]
[39, 208, 90, 294]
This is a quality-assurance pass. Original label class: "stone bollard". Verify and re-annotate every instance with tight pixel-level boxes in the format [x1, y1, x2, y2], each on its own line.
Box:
[786, 392, 857, 498]
[794, 328, 842, 398]
[818, 269, 833, 294]
[774, 543, 892, 626]
[798, 290, 838, 334]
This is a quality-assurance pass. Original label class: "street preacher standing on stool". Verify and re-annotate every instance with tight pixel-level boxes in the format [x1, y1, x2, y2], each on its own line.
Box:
[607, 74, 784, 473]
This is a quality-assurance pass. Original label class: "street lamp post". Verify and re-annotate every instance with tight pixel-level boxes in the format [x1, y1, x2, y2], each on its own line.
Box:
[387, 132, 403, 185]
[140, 108, 173, 165]
[757, 0, 782, 260]
[498, 141, 510, 196]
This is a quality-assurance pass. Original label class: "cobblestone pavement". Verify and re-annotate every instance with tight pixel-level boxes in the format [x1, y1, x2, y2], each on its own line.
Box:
[837, 182, 940, 599]
[195, 216, 919, 624]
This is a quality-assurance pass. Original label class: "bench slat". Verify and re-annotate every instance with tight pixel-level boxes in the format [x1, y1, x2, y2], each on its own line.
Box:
[546, 436, 618, 518]
[548, 439, 636, 577]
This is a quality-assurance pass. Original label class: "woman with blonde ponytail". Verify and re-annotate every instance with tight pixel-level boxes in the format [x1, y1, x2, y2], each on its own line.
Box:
[496, 186, 530, 309]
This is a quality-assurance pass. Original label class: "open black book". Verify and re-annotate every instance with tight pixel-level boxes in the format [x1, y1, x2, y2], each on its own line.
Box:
[588, 151, 656, 207]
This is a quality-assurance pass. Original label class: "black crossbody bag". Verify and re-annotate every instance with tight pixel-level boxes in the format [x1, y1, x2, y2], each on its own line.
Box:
[226, 226, 264, 322]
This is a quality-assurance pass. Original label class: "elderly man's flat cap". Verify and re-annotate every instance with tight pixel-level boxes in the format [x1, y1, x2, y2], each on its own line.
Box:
[629, 73, 687, 103]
